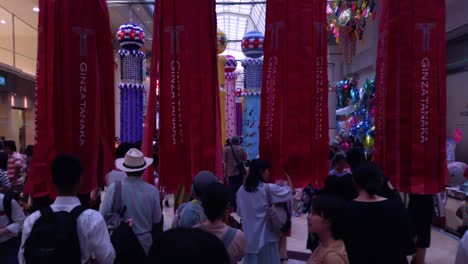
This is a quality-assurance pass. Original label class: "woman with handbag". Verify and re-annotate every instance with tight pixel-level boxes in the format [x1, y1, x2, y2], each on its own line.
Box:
[236, 159, 292, 264]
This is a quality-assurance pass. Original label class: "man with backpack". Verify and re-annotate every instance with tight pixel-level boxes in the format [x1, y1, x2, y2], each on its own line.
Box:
[99, 148, 162, 261]
[0, 192, 25, 264]
[18, 154, 115, 264]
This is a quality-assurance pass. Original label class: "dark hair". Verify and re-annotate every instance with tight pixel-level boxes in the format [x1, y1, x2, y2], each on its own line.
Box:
[202, 182, 231, 222]
[4, 140, 17, 152]
[244, 159, 271, 192]
[25, 145, 34, 157]
[133, 141, 142, 150]
[51, 154, 83, 193]
[150, 228, 230, 264]
[347, 147, 365, 170]
[115, 143, 133, 159]
[127, 170, 144, 177]
[352, 162, 383, 196]
[311, 194, 345, 239]
[332, 154, 347, 168]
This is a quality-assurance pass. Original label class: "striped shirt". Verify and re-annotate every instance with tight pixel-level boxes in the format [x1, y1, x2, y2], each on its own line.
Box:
[223, 145, 247, 177]
[0, 169, 11, 189]
[7, 153, 24, 186]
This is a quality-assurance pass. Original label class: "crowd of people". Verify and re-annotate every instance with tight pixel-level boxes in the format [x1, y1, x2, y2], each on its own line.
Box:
[0, 136, 467, 263]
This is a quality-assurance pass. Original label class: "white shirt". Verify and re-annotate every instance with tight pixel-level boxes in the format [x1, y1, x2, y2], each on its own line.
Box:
[105, 169, 127, 187]
[18, 196, 115, 264]
[0, 193, 25, 243]
[236, 182, 292, 254]
[456, 231, 468, 264]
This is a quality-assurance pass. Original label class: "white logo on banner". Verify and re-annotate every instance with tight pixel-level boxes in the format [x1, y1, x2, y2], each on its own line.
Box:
[73, 27, 95, 146]
[416, 23, 434, 144]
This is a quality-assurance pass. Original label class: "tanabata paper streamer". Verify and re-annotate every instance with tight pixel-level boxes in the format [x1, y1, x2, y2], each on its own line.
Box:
[157, 0, 222, 193]
[225, 58, 237, 139]
[242, 58, 263, 93]
[118, 23, 146, 144]
[26, 0, 114, 197]
[220, 89, 227, 145]
[243, 95, 261, 159]
[260, 0, 329, 188]
[374, 0, 447, 194]
[241, 58, 263, 158]
[236, 95, 243, 137]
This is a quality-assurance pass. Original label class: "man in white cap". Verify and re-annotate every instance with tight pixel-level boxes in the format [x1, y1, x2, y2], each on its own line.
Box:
[100, 148, 162, 257]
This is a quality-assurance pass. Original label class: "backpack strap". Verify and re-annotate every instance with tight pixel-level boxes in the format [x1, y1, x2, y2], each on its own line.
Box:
[221, 227, 238, 248]
[39, 206, 54, 219]
[2, 195, 12, 224]
[265, 183, 272, 206]
[112, 181, 126, 216]
[70, 205, 87, 220]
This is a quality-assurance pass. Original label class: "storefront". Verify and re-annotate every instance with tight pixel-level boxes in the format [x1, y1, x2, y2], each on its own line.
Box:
[0, 66, 35, 151]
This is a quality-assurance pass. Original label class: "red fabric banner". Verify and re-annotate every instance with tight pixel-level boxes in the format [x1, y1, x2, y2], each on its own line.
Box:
[26, 0, 114, 197]
[374, 0, 447, 194]
[260, 0, 329, 188]
[157, 0, 222, 193]
[141, 2, 161, 185]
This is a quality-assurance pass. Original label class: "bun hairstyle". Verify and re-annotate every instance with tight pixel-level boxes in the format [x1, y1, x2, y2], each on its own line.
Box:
[352, 162, 383, 196]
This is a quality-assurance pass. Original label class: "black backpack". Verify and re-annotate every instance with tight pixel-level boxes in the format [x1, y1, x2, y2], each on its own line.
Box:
[23, 205, 87, 264]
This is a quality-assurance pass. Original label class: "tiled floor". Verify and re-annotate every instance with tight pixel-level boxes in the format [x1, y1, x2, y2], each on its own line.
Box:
[162, 195, 460, 263]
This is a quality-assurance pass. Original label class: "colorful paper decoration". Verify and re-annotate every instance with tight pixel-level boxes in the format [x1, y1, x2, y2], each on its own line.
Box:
[241, 31, 264, 58]
[242, 57, 263, 159]
[217, 28, 227, 54]
[117, 23, 146, 143]
[224, 55, 237, 73]
[225, 63, 237, 139]
[327, 0, 376, 44]
[116, 23, 145, 50]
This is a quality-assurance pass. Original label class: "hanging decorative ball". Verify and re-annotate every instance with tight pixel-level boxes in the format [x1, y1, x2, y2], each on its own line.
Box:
[116, 23, 145, 50]
[224, 55, 237, 73]
[217, 28, 228, 54]
[338, 8, 352, 26]
[241, 31, 264, 58]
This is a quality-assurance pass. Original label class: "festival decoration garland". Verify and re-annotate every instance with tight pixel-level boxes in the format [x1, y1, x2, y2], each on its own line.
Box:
[327, 0, 377, 43]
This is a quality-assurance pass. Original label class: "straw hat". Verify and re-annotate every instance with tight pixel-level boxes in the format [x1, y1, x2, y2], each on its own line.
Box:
[115, 148, 153, 172]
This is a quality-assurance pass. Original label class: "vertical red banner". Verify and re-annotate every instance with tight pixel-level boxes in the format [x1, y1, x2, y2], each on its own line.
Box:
[26, 0, 114, 197]
[158, 0, 222, 192]
[141, 1, 161, 185]
[374, 0, 447, 194]
[260, 0, 328, 188]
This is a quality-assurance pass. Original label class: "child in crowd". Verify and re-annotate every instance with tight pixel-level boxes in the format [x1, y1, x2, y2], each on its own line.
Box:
[307, 194, 349, 264]
[329, 154, 351, 178]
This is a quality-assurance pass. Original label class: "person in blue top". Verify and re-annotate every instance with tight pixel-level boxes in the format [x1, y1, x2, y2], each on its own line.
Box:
[236, 159, 292, 264]
[172, 171, 219, 228]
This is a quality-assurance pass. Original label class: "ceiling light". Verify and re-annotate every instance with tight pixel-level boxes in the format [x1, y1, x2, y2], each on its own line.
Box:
[0, 19, 6, 24]
[33, 7, 39, 12]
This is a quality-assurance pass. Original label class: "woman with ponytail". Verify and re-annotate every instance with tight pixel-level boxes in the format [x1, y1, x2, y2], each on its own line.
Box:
[342, 162, 414, 264]
[236, 159, 292, 264]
